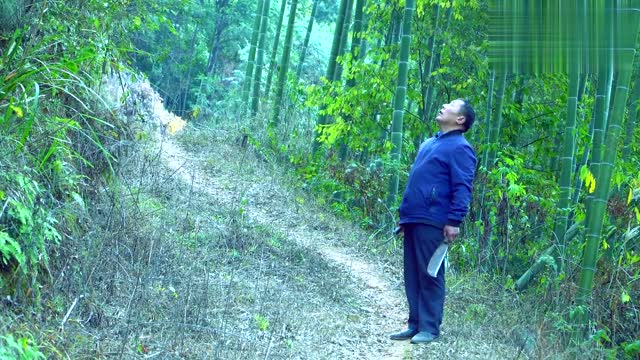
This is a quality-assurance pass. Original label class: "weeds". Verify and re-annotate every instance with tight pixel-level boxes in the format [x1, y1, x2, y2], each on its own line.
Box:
[0, 0, 156, 306]
[0, 333, 45, 360]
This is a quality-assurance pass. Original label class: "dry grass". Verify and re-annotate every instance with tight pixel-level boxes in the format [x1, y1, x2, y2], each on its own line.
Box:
[2, 130, 372, 358]
[169, 123, 530, 359]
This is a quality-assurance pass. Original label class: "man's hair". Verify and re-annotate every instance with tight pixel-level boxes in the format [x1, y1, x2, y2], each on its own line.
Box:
[457, 99, 475, 132]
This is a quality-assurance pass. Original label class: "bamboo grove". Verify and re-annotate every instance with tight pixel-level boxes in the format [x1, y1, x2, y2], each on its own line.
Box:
[0, 0, 639, 354]
[239, 0, 640, 348]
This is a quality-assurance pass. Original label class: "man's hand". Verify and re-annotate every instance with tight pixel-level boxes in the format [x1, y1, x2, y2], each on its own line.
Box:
[443, 225, 459, 244]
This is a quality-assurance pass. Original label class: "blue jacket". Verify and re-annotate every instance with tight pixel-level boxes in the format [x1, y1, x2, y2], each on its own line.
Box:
[399, 130, 477, 228]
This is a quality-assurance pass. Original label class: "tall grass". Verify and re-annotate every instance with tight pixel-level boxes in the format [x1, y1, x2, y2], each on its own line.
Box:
[0, 1, 133, 304]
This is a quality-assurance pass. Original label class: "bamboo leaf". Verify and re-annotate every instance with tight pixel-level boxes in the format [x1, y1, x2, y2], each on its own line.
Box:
[71, 192, 85, 209]
[624, 340, 640, 355]
[624, 226, 640, 241]
[580, 166, 597, 194]
[38, 141, 59, 170]
[621, 291, 631, 303]
[628, 188, 633, 205]
[17, 83, 40, 153]
[9, 105, 23, 118]
[580, 164, 588, 179]
[626, 251, 640, 265]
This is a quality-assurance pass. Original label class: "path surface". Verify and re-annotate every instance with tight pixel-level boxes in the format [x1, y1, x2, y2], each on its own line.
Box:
[156, 131, 409, 359]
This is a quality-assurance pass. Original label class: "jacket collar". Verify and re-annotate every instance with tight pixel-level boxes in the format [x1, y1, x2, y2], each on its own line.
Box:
[435, 129, 464, 139]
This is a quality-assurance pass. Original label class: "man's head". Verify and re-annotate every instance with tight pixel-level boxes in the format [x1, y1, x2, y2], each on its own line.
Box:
[435, 99, 475, 133]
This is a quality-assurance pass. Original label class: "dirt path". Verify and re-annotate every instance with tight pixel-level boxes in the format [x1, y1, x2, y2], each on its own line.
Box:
[147, 118, 523, 359]
[156, 131, 409, 359]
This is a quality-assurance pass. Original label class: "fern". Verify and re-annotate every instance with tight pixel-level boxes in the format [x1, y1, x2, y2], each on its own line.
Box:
[0, 231, 24, 266]
[0, 171, 61, 296]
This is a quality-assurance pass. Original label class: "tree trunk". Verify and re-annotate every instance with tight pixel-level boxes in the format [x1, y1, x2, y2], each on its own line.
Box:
[481, 71, 507, 267]
[583, 67, 614, 224]
[336, 0, 366, 163]
[180, 24, 200, 115]
[515, 221, 582, 291]
[264, 0, 287, 98]
[385, 0, 416, 211]
[357, 1, 369, 60]
[571, 112, 594, 208]
[423, 4, 453, 124]
[576, 9, 640, 333]
[552, 70, 580, 272]
[296, 0, 319, 79]
[622, 77, 640, 161]
[480, 70, 495, 169]
[206, 0, 231, 76]
[347, 0, 365, 87]
[516, 72, 595, 291]
[483, 72, 507, 170]
[250, 0, 271, 117]
[333, 0, 354, 82]
[242, 0, 264, 104]
[389, 6, 402, 58]
[270, 0, 298, 126]
[323, 0, 349, 84]
[475, 69, 495, 258]
[418, 4, 439, 123]
[568, 72, 589, 201]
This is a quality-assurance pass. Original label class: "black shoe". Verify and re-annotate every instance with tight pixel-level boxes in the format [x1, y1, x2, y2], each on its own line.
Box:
[389, 328, 419, 340]
[410, 331, 439, 344]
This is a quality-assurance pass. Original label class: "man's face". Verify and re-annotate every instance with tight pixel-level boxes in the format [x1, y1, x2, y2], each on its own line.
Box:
[435, 99, 466, 129]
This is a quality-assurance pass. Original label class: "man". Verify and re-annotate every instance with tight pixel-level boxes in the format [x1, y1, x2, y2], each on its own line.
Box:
[389, 99, 477, 344]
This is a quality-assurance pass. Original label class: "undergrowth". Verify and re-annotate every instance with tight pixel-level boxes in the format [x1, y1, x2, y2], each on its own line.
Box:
[0, 2, 134, 307]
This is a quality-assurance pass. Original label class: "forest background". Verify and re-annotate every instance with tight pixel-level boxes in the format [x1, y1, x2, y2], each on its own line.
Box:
[0, 0, 639, 358]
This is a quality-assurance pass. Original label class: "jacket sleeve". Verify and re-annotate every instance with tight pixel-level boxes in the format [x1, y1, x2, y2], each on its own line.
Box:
[447, 143, 477, 227]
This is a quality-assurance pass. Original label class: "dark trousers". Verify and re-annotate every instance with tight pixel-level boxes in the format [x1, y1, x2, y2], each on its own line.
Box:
[403, 223, 445, 335]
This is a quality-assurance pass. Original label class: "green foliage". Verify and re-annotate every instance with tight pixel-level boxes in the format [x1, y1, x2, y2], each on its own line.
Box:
[0, 231, 23, 267]
[131, 0, 255, 114]
[623, 340, 640, 358]
[473, 148, 556, 272]
[0, 334, 45, 360]
[305, 52, 398, 155]
[0, 0, 140, 303]
[0, 172, 61, 288]
[254, 313, 270, 331]
[314, 0, 340, 24]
